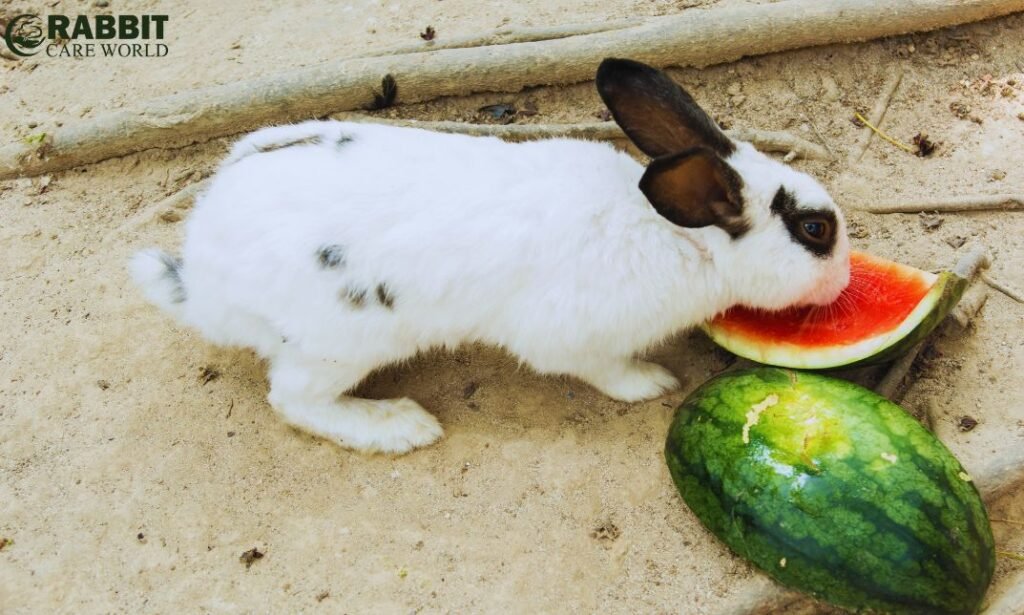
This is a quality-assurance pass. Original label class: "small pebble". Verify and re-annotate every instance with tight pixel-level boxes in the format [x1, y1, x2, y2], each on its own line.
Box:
[848, 223, 870, 239]
[945, 235, 967, 249]
[990, 169, 1006, 181]
[918, 213, 943, 231]
[94, 0, 110, 6]
[958, 416, 978, 432]
[27, 122, 37, 129]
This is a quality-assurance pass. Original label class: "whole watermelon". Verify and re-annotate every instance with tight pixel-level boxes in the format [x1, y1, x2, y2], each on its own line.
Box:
[665, 367, 994, 615]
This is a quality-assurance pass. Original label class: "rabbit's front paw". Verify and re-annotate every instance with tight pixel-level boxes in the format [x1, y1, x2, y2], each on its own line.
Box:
[272, 395, 443, 454]
[583, 360, 680, 402]
[361, 397, 445, 454]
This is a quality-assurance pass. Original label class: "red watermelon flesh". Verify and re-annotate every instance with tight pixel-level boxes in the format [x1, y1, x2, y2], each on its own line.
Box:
[705, 251, 967, 369]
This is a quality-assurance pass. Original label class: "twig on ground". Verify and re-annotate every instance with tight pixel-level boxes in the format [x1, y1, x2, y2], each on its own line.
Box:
[849, 69, 904, 164]
[800, 112, 835, 159]
[99, 180, 210, 247]
[851, 193, 1024, 214]
[853, 111, 915, 154]
[981, 272, 1024, 304]
[334, 116, 833, 159]
[4, 0, 1021, 179]
[873, 340, 926, 404]
[951, 282, 989, 327]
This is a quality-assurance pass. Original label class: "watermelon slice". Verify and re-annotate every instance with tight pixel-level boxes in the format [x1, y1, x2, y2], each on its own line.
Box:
[705, 252, 968, 369]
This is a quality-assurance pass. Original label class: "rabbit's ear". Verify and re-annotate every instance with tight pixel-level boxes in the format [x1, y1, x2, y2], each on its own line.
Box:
[596, 58, 734, 158]
[639, 148, 748, 237]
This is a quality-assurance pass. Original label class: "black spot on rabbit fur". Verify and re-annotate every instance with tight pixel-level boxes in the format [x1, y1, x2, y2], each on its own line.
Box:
[375, 283, 395, 309]
[159, 252, 186, 304]
[770, 187, 838, 258]
[316, 245, 346, 269]
[256, 135, 322, 153]
[341, 287, 367, 308]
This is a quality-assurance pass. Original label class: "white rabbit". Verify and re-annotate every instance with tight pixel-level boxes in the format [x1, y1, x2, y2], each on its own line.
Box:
[131, 58, 850, 454]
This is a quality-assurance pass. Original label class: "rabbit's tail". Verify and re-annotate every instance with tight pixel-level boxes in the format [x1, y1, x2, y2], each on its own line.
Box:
[130, 249, 187, 320]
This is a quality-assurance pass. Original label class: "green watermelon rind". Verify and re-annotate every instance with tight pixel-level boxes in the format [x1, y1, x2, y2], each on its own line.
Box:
[704, 271, 969, 370]
[665, 368, 995, 615]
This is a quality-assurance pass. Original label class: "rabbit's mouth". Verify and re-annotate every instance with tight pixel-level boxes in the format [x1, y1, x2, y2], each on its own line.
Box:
[799, 259, 852, 307]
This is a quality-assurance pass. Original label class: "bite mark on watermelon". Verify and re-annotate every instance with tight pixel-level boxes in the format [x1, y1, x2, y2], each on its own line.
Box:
[705, 251, 968, 369]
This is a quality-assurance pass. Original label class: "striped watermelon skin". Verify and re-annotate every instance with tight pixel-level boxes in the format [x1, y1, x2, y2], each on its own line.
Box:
[666, 368, 994, 615]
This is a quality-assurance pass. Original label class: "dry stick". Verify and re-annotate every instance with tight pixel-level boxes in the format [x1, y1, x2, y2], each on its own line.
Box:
[358, 18, 649, 58]
[952, 281, 990, 327]
[799, 112, 834, 160]
[99, 180, 209, 247]
[4, 0, 1023, 180]
[873, 340, 927, 403]
[848, 69, 904, 165]
[853, 111, 916, 154]
[981, 272, 1024, 304]
[333, 116, 833, 159]
[853, 193, 1024, 214]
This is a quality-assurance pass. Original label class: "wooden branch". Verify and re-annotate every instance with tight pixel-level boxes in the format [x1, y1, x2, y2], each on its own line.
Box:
[3, 0, 1022, 179]
[951, 281, 989, 327]
[334, 116, 833, 159]
[981, 272, 1024, 304]
[853, 194, 1024, 214]
[100, 180, 209, 247]
[359, 18, 649, 58]
[849, 69, 905, 164]
[873, 340, 926, 403]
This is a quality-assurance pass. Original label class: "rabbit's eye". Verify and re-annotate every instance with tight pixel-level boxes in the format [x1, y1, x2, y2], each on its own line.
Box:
[798, 218, 832, 244]
[803, 221, 826, 238]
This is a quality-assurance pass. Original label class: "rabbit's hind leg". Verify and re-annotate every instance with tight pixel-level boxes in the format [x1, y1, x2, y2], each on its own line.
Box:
[266, 349, 442, 454]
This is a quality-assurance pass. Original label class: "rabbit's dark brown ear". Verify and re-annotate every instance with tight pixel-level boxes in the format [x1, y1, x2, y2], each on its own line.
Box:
[596, 58, 734, 158]
[640, 148, 748, 238]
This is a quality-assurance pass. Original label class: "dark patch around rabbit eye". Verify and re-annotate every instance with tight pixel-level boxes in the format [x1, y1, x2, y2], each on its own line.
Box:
[375, 283, 395, 310]
[316, 244, 346, 269]
[336, 135, 354, 150]
[341, 287, 367, 309]
[770, 187, 837, 258]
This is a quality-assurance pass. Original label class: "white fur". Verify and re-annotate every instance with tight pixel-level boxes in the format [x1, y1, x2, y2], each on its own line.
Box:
[131, 119, 848, 454]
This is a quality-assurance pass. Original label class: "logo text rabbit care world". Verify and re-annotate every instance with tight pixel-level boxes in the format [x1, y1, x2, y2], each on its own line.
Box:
[3, 14, 169, 58]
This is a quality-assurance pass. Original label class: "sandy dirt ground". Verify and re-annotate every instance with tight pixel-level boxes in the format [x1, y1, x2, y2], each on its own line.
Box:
[1, 0, 1023, 613]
